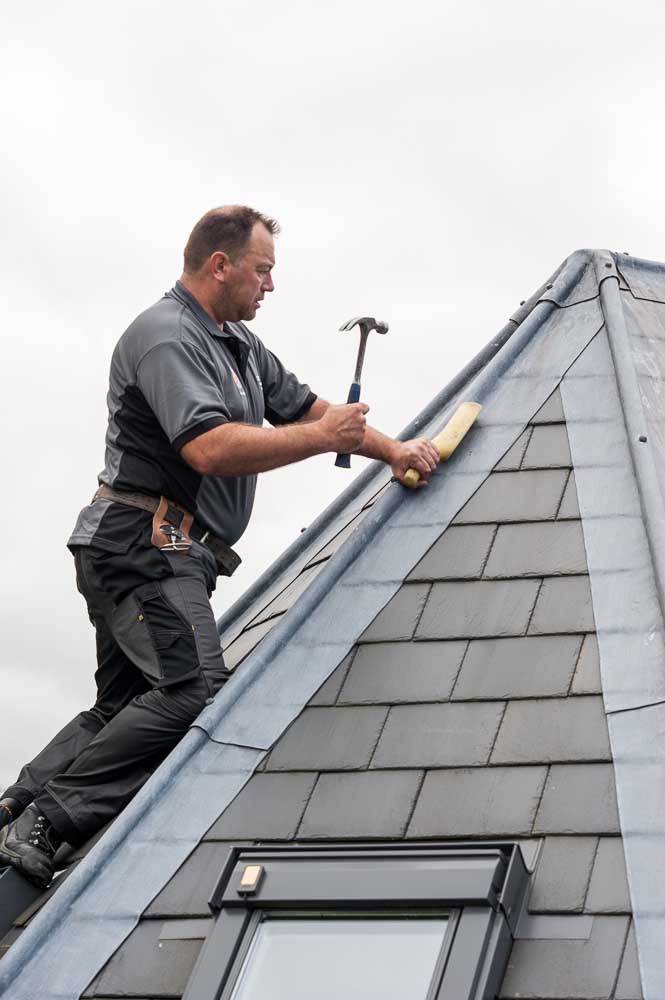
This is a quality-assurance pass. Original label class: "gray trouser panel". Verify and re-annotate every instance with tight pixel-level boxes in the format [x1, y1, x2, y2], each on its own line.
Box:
[4, 546, 229, 846]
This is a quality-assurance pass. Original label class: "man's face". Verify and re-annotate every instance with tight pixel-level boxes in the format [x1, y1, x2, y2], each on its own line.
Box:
[221, 223, 275, 323]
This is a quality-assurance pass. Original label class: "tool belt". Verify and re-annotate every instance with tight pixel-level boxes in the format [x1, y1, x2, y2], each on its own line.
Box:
[93, 485, 241, 578]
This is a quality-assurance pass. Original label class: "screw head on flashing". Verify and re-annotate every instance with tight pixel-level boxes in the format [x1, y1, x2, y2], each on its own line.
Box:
[639, 435, 647, 443]
[605, 262, 612, 269]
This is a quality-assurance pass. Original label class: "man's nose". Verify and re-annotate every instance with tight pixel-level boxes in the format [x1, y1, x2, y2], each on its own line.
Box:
[263, 273, 275, 293]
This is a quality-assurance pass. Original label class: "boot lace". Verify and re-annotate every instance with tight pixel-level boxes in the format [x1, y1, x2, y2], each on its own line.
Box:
[28, 814, 54, 853]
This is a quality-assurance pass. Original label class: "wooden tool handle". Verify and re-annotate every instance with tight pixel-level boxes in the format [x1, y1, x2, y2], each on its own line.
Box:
[403, 402, 482, 489]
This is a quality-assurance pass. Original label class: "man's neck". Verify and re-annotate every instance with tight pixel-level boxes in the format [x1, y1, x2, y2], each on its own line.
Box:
[178, 274, 225, 327]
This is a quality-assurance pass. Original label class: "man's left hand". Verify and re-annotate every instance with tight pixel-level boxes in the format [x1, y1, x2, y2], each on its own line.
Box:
[391, 438, 440, 487]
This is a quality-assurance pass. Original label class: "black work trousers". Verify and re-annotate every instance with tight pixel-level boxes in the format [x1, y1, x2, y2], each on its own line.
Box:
[3, 539, 230, 846]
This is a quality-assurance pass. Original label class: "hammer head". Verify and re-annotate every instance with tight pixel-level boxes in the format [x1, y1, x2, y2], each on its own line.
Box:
[339, 316, 389, 336]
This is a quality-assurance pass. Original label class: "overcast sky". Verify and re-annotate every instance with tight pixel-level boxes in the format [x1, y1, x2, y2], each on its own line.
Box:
[2, 0, 665, 791]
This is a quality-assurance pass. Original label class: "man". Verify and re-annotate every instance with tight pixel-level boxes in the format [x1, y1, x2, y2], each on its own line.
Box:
[0, 206, 439, 888]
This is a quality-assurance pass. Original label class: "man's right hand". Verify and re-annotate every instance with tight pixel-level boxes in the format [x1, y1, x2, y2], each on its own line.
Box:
[318, 402, 369, 453]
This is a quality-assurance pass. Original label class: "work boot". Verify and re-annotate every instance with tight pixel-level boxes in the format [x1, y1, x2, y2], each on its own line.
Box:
[0, 803, 62, 888]
[0, 797, 22, 831]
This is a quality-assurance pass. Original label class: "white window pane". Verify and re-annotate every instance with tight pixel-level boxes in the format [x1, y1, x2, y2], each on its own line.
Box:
[229, 917, 448, 1000]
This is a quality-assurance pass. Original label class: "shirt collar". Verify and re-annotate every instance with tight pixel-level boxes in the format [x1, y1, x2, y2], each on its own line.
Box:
[170, 280, 234, 340]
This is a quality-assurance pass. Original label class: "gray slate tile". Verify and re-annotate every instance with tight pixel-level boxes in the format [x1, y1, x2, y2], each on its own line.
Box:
[91, 920, 204, 997]
[531, 388, 565, 424]
[534, 764, 620, 834]
[522, 423, 572, 468]
[252, 563, 326, 625]
[571, 634, 601, 694]
[265, 706, 388, 771]
[372, 701, 505, 768]
[408, 766, 547, 837]
[530, 576, 596, 634]
[416, 579, 540, 640]
[491, 697, 611, 764]
[585, 837, 631, 913]
[223, 617, 277, 671]
[339, 641, 465, 704]
[361, 583, 430, 641]
[146, 842, 233, 917]
[454, 469, 568, 524]
[495, 428, 532, 472]
[299, 770, 423, 838]
[484, 521, 587, 578]
[205, 772, 317, 840]
[407, 525, 496, 581]
[304, 509, 369, 567]
[558, 471, 581, 519]
[615, 924, 643, 1000]
[529, 837, 597, 913]
[501, 915, 630, 998]
[309, 652, 355, 706]
[453, 636, 582, 700]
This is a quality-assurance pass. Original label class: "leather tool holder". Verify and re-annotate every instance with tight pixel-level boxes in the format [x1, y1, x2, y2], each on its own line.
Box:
[151, 496, 194, 554]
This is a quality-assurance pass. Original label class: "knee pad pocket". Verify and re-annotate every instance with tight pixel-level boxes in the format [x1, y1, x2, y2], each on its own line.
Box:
[134, 583, 200, 687]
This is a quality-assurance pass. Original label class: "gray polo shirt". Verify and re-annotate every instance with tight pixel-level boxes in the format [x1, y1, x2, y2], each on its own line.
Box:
[69, 282, 316, 551]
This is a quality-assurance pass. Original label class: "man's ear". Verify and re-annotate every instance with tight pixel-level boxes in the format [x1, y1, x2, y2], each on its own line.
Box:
[209, 251, 231, 283]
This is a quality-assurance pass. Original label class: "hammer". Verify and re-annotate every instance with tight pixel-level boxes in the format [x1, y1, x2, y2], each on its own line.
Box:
[335, 315, 388, 469]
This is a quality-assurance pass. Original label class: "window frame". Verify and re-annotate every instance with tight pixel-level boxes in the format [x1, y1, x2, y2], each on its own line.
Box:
[182, 841, 528, 1000]
[221, 908, 458, 1000]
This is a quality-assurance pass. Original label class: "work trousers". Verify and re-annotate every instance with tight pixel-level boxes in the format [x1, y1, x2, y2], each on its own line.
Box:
[3, 539, 230, 846]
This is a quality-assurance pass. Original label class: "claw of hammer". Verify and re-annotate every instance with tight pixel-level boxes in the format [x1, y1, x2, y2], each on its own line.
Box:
[335, 316, 389, 470]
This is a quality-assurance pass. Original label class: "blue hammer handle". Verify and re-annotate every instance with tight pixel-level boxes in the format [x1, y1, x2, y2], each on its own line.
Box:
[334, 382, 361, 468]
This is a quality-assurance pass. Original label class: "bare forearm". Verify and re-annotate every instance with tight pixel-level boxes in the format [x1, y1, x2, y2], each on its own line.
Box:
[309, 397, 399, 464]
[181, 421, 329, 476]
[357, 425, 399, 464]
[180, 395, 437, 485]
[310, 396, 439, 485]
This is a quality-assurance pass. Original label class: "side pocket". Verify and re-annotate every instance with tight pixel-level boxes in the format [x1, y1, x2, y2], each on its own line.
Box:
[134, 584, 200, 687]
[110, 591, 163, 686]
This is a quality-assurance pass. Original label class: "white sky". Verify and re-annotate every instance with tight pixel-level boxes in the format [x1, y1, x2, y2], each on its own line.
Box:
[2, 0, 665, 791]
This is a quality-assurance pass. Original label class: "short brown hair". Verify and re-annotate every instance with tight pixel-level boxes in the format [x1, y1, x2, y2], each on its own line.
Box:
[183, 205, 280, 273]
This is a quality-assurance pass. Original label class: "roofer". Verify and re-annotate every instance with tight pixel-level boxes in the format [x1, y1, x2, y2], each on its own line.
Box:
[0, 205, 440, 888]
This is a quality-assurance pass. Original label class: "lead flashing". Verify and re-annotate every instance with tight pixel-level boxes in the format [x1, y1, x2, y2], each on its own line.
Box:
[561, 270, 665, 999]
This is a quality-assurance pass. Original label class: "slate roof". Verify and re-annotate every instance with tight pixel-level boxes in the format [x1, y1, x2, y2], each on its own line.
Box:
[3, 248, 665, 1000]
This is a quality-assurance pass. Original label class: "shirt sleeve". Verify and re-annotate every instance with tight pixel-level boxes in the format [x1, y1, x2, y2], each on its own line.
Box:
[136, 341, 231, 451]
[252, 337, 317, 426]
